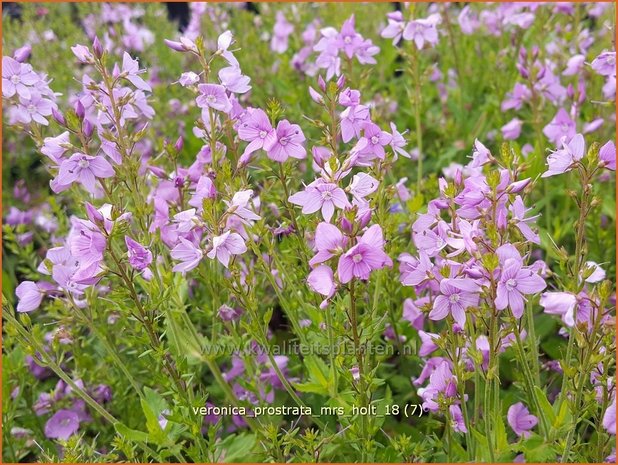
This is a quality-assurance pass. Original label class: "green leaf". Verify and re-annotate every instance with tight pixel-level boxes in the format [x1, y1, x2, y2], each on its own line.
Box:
[533, 386, 556, 425]
[218, 433, 256, 462]
[114, 423, 149, 443]
[522, 434, 558, 462]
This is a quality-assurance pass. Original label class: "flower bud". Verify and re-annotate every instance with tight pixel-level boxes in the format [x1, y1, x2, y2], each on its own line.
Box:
[516, 63, 529, 79]
[336, 74, 346, 89]
[308, 86, 324, 104]
[13, 44, 31, 63]
[317, 75, 326, 92]
[82, 119, 94, 138]
[164, 39, 187, 52]
[174, 136, 184, 153]
[92, 36, 103, 58]
[52, 108, 66, 126]
[85, 202, 105, 226]
[74, 100, 85, 120]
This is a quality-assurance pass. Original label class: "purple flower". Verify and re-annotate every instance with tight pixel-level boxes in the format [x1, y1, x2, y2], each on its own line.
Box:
[171, 237, 203, 273]
[540, 291, 577, 327]
[125, 236, 152, 271]
[307, 265, 336, 299]
[15, 281, 45, 313]
[178, 72, 199, 87]
[507, 402, 538, 437]
[188, 175, 216, 210]
[429, 278, 480, 327]
[264, 120, 306, 162]
[541, 133, 584, 178]
[237, 108, 276, 163]
[495, 258, 546, 318]
[353, 122, 393, 162]
[41, 131, 70, 164]
[381, 11, 406, 45]
[510, 196, 540, 244]
[340, 104, 370, 143]
[543, 108, 576, 145]
[563, 54, 585, 76]
[71, 44, 94, 63]
[418, 330, 439, 357]
[501, 118, 523, 140]
[121, 52, 151, 92]
[207, 231, 247, 268]
[309, 222, 347, 266]
[289, 179, 351, 222]
[271, 11, 294, 53]
[403, 14, 440, 49]
[449, 405, 468, 433]
[603, 398, 616, 435]
[44, 409, 80, 440]
[196, 84, 231, 113]
[337, 225, 392, 283]
[2, 56, 39, 99]
[501, 83, 531, 111]
[54, 153, 115, 194]
[599, 140, 616, 171]
[15, 92, 54, 126]
[338, 15, 363, 59]
[218, 66, 251, 94]
[349, 173, 379, 200]
[218, 304, 243, 322]
[591, 51, 616, 77]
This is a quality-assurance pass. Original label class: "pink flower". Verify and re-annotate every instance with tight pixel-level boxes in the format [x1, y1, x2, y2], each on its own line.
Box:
[349, 173, 379, 200]
[289, 179, 351, 222]
[603, 398, 616, 435]
[429, 278, 480, 327]
[495, 258, 546, 318]
[543, 108, 576, 145]
[54, 153, 115, 194]
[337, 225, 392, 283]
[41, 131, 70, 164]
[509, 196, 540, 244]
[540, 291, 577, 327]
[264, 120, 306, 162]
[340, 104, 370, 143]
[599, 140, 616, 171]
[271, 11, 294, 53]
[196, 84, 231, 113]
[541, 133, 584, 178]
[403, 14, 440, 49]
[188, 175, 216, 211]
[591, 51, 616, 77]
[237, 108, 276, 163]
[15, 92, 54, 126]
[218, 66, 251, 94]
[501, 118, 523, 140]
[171, 237, 203, 273]
[2, 56, 39, 99]
[44, 409, 80, 440]
[353, 122, 393, 162]
[309, 222, 347, 266]
[121, 52, 151, 92]
[207, 231, 247, 268]
[381, 11, 406, 45]
[125, 236, 152, 271]
[307, 265, 336, 299]
[15, 281, 45, 313]
[507, 402, 538, 437]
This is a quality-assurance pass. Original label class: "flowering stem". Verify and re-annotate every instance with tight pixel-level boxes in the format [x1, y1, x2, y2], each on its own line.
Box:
[70, 298, 144, 398]
[349, 280, 369, 460]
[411, 46, 424, 193]
[511, 315, 549, 437]
[3, 308, 162, 460]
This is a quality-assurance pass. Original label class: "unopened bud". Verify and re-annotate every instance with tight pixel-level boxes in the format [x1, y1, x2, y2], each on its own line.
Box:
[92, 36, 103, 58]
